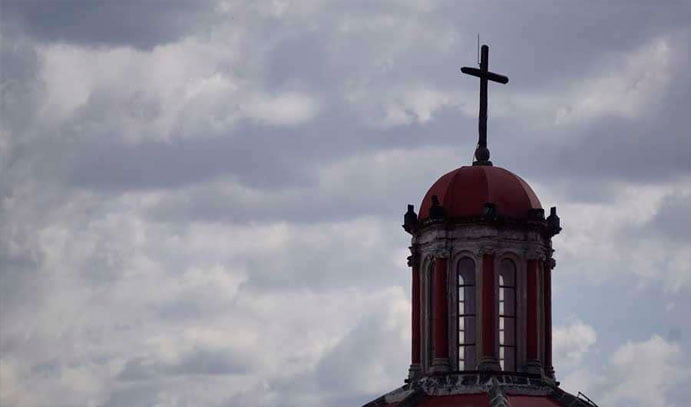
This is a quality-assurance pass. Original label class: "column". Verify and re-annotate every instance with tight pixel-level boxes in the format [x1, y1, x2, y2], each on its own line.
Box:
[525, 258, 542, 374]
[544, 259, 554, 378]
[431, 253, 450, 372]
[408, 253, 422, 379]
[479, 251, 500, 371]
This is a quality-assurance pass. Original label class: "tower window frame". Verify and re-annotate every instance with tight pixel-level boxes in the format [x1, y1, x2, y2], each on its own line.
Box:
[498, 258, 517, 371]
[457, 257, 476, 370]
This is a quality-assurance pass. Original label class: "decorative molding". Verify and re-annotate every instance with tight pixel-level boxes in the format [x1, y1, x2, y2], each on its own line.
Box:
[431, 246, 451, 259]
[547, 257, 556, 269]
[407, 363, 422, 381]
[430, 357, 450, 373]
[407, 249, 421, 267]
[478, 356, 501, 372]
[370, 372, 597, 407]
[406, 372, 554, 397]
[488, 377, 509, 407]
[524, 359, 544, 375]
[524, 248, 545, 260]
[478, 245, 496, 255]
[494, 248, 523, 261]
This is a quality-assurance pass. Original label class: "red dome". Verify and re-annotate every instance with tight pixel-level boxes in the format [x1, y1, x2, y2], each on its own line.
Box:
[419, 166, 542, 221]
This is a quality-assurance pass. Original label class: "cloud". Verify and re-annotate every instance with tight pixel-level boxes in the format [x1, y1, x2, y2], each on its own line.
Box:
[35, 39, 321, 143]
[561, 335, 689, 407]
[604, 336, 687, 406]
[1, 1, 690, 407]
[315, 288, 409, 398]
[490, 38, 675, 127]
[82, 145, 458, 224]
[117, 347, 250, 381]
[378, 86, 460, 127]
[1, 0, 218, 49]
[547, 177, 691, 290]
[241, 92, 320, 126]
[0, 174, 412, 406]
[0, 203, 411, 406]
[553, 321, 597, 370]
[555, 39, 672, 123]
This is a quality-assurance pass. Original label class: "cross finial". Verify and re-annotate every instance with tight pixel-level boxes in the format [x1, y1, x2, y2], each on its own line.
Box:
[461, 44, 509, 166]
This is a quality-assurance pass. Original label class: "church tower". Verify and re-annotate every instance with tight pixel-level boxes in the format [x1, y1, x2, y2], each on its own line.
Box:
[363, 46, 597, 407]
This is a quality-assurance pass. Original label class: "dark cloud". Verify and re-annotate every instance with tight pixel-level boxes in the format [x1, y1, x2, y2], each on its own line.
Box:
[437, 1, 691, 90]
[100, 383, 162, 407]
[639, 193, 691, 242]
[1, 0, 218, 49]
[64, 107, 468, 193]
[0, 30, 41, 162]
[491, 39, 690, 191]
[170, 348, 249, 376]
[117, 349, 249, 381]
[68, 128, 312, 191]
[315, 311, 408, 407]
[511, 108, 690, 186]
[117, 358, 158, 381]
[30, 359, 61, 377]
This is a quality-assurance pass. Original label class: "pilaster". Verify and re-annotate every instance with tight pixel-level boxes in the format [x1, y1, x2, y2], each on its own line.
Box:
[478, 247, 500, 371]
[544, 257, 555, 379]
[408, 249, 422, 380]
[430, 248, 450, 372]
[525, 255, 543, 375]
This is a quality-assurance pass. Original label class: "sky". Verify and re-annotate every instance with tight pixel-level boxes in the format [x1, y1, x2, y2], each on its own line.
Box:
[0, 1, 690, 406]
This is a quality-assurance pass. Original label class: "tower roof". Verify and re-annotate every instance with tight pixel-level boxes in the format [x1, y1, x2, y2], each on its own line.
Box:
[418, 165, 542, 222]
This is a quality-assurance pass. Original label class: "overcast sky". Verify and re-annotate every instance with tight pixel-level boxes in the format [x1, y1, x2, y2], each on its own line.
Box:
[1, 1, 690, 406]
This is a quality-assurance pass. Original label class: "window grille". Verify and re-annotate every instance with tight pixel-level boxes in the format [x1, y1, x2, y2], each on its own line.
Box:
[457, 257, 476, 370]
[499, 258, 516, 371]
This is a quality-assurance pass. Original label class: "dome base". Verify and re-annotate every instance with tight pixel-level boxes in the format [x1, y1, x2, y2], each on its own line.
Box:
[362, 371, 597, 407]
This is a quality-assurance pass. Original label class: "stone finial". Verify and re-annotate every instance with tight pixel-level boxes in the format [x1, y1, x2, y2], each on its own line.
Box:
[547, 207, 561, 236]
[403, 204, 419, 234]
[429, 195, 447, 220]
[481, 202, 498, 220]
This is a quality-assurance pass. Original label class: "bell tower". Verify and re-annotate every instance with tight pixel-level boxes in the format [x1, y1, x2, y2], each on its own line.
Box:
[364, 45, 597, 407]
[405, 165, 561, 378]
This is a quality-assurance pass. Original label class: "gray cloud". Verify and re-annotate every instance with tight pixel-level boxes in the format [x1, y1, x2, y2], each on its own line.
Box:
[648, 193, 691, 241]
[1, 2, 690, 407]
[117, 348, 249, 381]
[1, 0, 218, 49]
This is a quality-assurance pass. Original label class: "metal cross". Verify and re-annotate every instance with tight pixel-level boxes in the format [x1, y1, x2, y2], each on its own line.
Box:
[461, 44, 508, 166]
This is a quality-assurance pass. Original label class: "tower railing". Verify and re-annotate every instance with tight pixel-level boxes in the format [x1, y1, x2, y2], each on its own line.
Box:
[575, 391, 599, 407]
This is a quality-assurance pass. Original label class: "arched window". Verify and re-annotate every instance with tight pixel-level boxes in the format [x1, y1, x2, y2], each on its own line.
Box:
[499, 258, 517, 371]
[457, 257, 476, 370]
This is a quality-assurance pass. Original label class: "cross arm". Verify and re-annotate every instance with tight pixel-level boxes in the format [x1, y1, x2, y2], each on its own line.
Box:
[460, 67, 509, 84]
